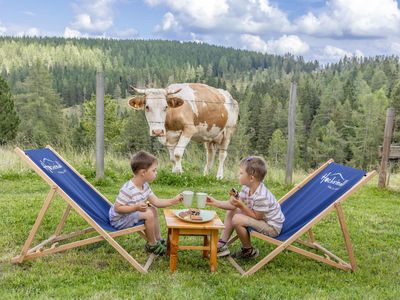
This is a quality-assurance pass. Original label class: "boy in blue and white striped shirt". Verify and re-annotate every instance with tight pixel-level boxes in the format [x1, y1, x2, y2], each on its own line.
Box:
[206, 156, 285, 259]
[109, 150, 182, 255]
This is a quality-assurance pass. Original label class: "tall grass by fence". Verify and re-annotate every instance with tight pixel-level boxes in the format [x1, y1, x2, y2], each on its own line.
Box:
[1, 145, 399, 190]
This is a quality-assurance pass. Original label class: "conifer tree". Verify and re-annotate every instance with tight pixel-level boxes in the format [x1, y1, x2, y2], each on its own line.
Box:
[79, 95, 125, 149]
[13, 61, 65, 147]
[309, 120, 345, 164]
[294, 107, 307, 168]
[0, 76, 20, 144]
[389, 81, 400, 143]
[298, 76, 321, 132]
[246, 92, 262, 151]
[113, 83, 122, 99]
[256, 94, 275, 155]
[343, 77, 357, 109]
[268, 129, 287, 168]
[119, 109, 152, 154]
[351, 88, 388, 168]
[230, 91, 251, 158]
[370, 69, 387, 92]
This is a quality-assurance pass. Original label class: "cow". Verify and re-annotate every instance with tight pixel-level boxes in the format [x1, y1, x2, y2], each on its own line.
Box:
[128, 83, 239, 179]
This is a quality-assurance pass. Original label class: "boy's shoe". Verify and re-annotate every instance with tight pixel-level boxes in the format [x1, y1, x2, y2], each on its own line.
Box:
[145, 240, 166, 256]
[231, 247, 259, 259]
[217, 243, 230, 257]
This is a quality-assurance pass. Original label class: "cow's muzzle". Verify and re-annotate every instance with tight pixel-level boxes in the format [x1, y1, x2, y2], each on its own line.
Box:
[151, 129, 165, 137]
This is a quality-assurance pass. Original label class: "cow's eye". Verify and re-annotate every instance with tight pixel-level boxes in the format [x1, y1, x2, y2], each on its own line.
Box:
[164, 105, 168, 111]
[145, 105, 150, 111]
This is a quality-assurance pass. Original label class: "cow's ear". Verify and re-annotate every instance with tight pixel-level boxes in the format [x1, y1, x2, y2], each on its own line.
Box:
[167, 96, 184, 108]
[128, 96, 145, 110]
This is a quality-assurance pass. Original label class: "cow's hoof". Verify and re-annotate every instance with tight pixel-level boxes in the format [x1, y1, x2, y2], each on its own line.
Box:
[216, 175, 224, 180]
[172, 167, 183, 173]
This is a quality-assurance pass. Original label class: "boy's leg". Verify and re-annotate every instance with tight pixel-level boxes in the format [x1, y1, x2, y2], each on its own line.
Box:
[138, 210, 157, 244]
[217, 209, 240, 257]
[231, 213, 252, 248]
[149, 206, 162, 241]
[232, 214, 278, 247]
[220, 208, 240, 243]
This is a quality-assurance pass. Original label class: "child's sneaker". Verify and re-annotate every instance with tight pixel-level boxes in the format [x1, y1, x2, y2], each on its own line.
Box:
[231, 247, 259, 259]
[145, 240, 166, 256]
[217, 240, 230, 257]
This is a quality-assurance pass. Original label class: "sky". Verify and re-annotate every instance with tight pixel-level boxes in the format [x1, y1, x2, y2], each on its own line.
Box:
[1, 0, 400, 64]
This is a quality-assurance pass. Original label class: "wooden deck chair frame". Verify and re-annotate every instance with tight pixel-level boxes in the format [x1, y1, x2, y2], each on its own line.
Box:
[11, 146, 155, 273]
[227, 159, 377, 276]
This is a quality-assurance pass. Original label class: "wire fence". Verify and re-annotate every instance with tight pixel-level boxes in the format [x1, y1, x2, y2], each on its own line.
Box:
[130, 97, 241, 106]
[144, 120, 239, 128]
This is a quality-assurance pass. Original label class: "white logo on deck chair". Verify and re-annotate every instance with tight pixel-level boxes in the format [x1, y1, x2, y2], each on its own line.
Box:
[40, 158, 66, 174]
[320, 172, 349, 190]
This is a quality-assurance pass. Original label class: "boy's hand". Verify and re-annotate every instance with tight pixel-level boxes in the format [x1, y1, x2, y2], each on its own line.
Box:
[136, 202, 148, 212]
[172, 193, 183, 205]
[229, 197, 243, 208]
[206, 196, 216, 206]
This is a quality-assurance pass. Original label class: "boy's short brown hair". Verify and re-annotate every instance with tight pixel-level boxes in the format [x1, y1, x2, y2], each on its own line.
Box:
[240, 156, 267, 182]
[130, 151, 157, 174]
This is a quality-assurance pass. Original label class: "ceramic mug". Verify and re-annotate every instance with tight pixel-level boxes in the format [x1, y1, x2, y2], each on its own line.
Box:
[196, 192, 207, 209]
[182, 191, 194, 208]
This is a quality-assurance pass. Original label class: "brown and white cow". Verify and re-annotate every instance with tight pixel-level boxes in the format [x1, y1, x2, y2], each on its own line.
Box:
[128, 83, 239, 179]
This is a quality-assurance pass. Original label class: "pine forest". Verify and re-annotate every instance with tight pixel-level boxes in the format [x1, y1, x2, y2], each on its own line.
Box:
[1, 36, 399, 170]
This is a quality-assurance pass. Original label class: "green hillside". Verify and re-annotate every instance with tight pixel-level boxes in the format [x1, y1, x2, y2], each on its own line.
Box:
[1, 37, 399, 170]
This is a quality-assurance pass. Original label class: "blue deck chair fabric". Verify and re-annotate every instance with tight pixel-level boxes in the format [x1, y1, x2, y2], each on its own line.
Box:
[25, 148, 143, 232]
[275, 163, 366, 241]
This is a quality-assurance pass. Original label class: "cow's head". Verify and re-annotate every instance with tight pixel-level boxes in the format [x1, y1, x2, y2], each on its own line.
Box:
[128, 86, 184, 137]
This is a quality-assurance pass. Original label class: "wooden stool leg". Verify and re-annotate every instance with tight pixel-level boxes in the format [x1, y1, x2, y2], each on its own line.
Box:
[203, 235, 209, 258]
[210, 230, 218, 272]
[170, 228, 179, 272]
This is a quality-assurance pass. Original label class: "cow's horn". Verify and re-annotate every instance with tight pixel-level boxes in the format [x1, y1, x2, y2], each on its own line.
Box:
[167, 88, 182, 95]
[129, 85, 146, 94]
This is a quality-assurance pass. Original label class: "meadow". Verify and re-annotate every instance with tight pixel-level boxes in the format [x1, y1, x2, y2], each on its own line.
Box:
[0, 146, 399, 299]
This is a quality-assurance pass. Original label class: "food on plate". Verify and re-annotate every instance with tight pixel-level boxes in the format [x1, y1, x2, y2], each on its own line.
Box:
[189, 208, 200, 215]
[178, 208, 203, 221]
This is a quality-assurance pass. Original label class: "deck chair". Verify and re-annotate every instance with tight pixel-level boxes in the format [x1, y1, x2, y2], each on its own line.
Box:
[227, 159, 376, 276]
[12, 146, 155, 273]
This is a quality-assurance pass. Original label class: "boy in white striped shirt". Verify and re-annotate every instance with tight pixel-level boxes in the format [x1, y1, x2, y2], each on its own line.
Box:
[109, 151, 182, 255]
[206, 156, 285, 259]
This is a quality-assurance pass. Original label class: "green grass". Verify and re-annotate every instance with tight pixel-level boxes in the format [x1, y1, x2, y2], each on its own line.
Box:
[1, 149, 400, 299]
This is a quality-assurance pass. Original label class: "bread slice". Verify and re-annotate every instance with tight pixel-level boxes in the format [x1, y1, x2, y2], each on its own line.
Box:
[190, 214, 203, 221]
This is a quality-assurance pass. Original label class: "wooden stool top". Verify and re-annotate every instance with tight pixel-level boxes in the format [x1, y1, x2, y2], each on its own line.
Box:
[163, 209, 224, 230]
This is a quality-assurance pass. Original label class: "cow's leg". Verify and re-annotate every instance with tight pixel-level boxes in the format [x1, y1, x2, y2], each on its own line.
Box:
[216, 148, 227, 180]
[203, 142, 216, 176]
[172, 130, 193, 173]
[216, 129, 234, 179]
[167, 145, 176, 163]
[163, 130, 181, 172]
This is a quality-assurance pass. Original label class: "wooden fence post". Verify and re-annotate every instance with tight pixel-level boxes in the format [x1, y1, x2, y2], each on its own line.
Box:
[96, 69, 104, 179]
[285, 82, 297, 186]
[378, 108, 395, 188]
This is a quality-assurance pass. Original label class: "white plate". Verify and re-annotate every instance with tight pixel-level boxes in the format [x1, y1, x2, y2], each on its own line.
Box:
[174, 209, 215, 223]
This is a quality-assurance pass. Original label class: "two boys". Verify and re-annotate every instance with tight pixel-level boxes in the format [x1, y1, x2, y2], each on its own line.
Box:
[110, 152, 285, 259]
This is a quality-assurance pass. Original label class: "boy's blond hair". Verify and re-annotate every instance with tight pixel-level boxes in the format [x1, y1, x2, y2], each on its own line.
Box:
[240, 156, 267, 182]
[130, 151, 157, 174]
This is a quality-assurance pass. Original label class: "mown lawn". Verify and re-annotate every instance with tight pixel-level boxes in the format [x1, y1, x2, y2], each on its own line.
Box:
[1, 170, 399, 299]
